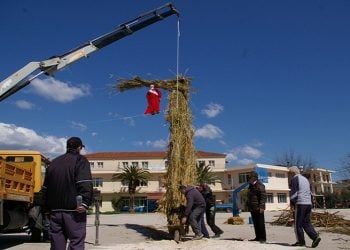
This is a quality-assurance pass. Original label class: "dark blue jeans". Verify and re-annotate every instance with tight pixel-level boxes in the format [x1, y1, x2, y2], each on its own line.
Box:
[49, 211, 86, 250]
[294, 204, 318, 244]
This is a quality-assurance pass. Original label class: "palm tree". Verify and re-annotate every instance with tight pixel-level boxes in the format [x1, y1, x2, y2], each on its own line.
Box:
[112, 165, 150, 212]
[196, 162, 220, 185]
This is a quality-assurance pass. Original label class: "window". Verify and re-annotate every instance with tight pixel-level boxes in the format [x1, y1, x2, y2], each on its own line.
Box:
[97, 162, 103, 168]
[277, 193, 287, 203]
[90, 162, 95, 168]
[165, 161, 169, 169]
[266, 193, 273, 203]
[208, 160, 215, 167]
[239, 172, 250, 183]
[227, 174, 232, 185]
[132, 162, 139, 168]
[268, 172, 272, 177]
[121, 180, 129, 186]
[6, 156, 33, 162]
[275, 172, 286, 178]
[142, 161, 149, 170]
[325, 175, 329, 182]
[122, 162, 129, 168]
[313, 174, 317, 182]
[138, 180, 148, 187]
[198, 160, 205, 166]
[92, 177, 103, 187]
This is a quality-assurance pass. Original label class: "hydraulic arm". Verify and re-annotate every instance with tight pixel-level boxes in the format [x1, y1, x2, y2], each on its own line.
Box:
[0, 3, 179, 102]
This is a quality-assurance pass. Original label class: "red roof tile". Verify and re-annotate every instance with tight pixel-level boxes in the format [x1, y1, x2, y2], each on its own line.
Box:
[85, 151, 226, 160]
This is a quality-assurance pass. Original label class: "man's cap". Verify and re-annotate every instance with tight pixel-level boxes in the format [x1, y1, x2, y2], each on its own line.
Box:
[67, 137, 85, 149]
[249, 171, 259, 179]
[289, 166, 300, 174]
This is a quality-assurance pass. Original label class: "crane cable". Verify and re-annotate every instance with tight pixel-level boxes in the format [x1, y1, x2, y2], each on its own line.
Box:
[176, 17, 180, 108]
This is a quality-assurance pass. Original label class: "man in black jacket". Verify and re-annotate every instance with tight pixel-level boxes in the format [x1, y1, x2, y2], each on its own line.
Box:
[199, 183, 224, 237]
[248, 171, 266, 243]
[43, 137, 93, 250]
[180, 185, 206, 240]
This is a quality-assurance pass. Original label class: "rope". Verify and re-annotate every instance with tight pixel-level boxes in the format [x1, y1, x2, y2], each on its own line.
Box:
[176, 17, 180, 108]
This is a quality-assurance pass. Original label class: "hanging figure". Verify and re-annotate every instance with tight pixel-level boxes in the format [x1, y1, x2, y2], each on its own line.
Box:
[144, 84, 162, 115]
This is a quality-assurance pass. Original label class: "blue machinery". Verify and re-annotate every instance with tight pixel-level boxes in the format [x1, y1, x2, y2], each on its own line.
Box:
[218, 166, 269, 216]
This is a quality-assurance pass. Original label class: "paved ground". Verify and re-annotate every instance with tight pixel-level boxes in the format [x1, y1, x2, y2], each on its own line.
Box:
[1, 209, 350, 249]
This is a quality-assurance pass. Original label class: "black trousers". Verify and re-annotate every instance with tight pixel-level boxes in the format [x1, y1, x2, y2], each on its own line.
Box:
[206, 207, 223, 234]
[251, 211, 266, 241]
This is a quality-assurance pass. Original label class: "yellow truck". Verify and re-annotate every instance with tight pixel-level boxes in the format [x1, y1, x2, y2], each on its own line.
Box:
[0, 150, 50, 241]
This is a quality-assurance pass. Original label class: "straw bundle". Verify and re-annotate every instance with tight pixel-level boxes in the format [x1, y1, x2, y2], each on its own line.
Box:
[115, 76, 197, 226]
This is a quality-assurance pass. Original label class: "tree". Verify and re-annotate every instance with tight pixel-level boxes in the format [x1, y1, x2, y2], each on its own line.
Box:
[196, 162, 220, 185]
[274, 150, 317, 169]
[339, 153, 350, 179]
[112, 165, 149, 212]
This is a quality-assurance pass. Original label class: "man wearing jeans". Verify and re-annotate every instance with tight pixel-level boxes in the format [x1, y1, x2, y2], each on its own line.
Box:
[289, 166, 321, 248]
[43, 137, 93, 249]
[180, 185, 206, 240]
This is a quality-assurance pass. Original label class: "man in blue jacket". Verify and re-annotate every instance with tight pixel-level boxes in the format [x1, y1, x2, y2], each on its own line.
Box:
[43, 137, 93, 250]
[289, 166, 321, 248]
[180, 185, 206, 240]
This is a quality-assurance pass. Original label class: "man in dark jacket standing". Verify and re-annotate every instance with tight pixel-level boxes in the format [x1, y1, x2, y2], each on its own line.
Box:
[180, 185, 206, 240]
[199, 183, 224, 237]
[248, 171, 266, 243]
[43, 137, 93, 250]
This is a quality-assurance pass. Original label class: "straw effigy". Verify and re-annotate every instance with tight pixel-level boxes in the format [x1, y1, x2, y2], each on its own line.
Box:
[114, 76, 197, 227]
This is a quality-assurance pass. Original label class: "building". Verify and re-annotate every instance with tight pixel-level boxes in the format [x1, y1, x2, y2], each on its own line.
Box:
[85, 151, 334, 212]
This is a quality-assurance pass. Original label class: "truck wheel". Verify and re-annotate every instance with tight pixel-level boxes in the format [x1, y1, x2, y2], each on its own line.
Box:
[30, 227, 42, 242]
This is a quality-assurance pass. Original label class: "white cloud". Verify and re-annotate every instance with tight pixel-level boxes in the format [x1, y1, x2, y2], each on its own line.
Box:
[225, 144, 263, 164]
[226, 153, 238, 162]
[133, 139, 167, 149]
[123, 117, 135, 126]
[145, 139, 167, 149]
[238, 158, 255, 165]
[0, 122, 66, 158]
[201, 103, 224, 118]
[194, 124, 224, 139]
[31, 77, 90, 103]
[15, 100, 36, 110]
[70, 121, 87, 131]
[240, 145, 263, 159]
[91, 132, 98, 137]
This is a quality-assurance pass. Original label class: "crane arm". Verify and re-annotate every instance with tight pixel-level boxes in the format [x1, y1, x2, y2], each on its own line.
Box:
[0, 3, 179, 102]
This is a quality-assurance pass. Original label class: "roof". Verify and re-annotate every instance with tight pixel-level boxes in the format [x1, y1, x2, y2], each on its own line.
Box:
[85, 151, 226, 160]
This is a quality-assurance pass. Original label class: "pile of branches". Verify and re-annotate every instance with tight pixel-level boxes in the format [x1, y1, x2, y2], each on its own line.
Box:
[271, 210, 350, 235]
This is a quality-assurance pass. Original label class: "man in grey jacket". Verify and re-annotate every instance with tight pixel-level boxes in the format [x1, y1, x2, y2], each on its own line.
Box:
[180, 185, 206, 240]
[289, 166, 321, 248]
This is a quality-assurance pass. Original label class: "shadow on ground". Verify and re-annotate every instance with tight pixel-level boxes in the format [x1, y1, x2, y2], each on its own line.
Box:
[0, 234, 31, 249]
[125, 224, 172, 240]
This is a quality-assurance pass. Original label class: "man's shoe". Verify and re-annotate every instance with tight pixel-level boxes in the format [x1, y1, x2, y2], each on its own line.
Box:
[213, 231, 224, 238]
[312, 236, 321, 248]
[193, 234, 204, 240]
[291, 242, 305, 247]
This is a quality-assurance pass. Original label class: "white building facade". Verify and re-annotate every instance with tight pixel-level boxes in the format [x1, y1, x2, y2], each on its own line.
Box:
[85, 151, 334, 212]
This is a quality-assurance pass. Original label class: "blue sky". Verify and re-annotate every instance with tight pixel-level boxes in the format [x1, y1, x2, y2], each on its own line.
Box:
[1, 0, 349, 179]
